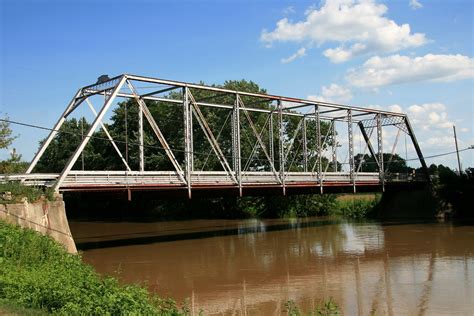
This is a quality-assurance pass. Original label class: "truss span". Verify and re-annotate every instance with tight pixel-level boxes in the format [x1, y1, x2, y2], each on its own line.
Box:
[9, 74, 429, 196]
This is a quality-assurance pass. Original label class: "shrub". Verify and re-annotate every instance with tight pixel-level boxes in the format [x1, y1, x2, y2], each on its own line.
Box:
[0, 220, 182, 315]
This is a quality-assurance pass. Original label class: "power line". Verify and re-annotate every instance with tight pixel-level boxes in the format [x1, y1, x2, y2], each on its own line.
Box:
[0, 117, 278, 164]
[1, 118, 472, 166]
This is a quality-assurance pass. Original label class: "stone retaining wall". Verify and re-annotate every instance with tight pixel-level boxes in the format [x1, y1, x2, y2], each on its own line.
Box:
[0, 197, 77, 253]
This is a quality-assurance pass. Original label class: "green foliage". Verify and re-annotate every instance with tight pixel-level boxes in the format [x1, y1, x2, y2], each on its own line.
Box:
[260, 194, 338, 218]
[0, 182, 54, 203]
[0, 114, 17, 149]
[333, 195, 381, 219]
[285, 298, 340, 316]
[34, 118, 92, 173]
[0, 221, 184, 315]
[354, 153, 410, 173]
[0, 148, 29, 174]
[33, 79, 334, 175]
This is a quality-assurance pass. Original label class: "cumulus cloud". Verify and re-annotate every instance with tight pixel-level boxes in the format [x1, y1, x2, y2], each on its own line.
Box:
[346, 54, 474, 88]
[405, 103, 454, 130]
[281, 47, 306, 64]
[261, 0, 427, 63]
[409, 0, 423, 10]
[308, 84, 353, 103]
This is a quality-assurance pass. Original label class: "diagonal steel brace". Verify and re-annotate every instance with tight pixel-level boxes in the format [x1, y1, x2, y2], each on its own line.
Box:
[127, 81, 186, 184]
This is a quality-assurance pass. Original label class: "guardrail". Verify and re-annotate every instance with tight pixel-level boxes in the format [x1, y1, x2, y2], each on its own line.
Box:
[0, 171, 427, 191]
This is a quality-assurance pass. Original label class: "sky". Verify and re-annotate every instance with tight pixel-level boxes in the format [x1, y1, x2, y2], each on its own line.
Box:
[0, 0, 473, 171]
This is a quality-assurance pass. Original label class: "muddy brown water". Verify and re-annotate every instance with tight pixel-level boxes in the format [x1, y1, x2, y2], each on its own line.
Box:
[69, 218, 474, 315]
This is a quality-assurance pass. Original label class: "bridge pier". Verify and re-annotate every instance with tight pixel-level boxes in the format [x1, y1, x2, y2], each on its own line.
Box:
[0, 195, 77, 253]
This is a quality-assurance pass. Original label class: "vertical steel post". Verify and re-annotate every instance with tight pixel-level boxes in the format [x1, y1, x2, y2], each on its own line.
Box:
[138, 94, 144, 172]
[269, 112, 274, 167]
[332, 120, 337, 172]
[303, 117, 308, 172]
[348, 110, 355, 193]
[377, 113, 385, 191]
[183, 87, 192, 198]
[315, 105, 322, 193]
[278, 100, 285, 195]
[234, 94, 242, 196]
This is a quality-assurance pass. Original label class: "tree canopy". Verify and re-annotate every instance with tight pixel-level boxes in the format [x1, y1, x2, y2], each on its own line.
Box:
[34, 80, 335, 173]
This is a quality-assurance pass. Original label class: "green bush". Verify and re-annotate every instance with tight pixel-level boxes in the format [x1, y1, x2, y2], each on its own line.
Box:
[0, 220, 182, 315]
[333, 196, 380, 219]
[285, 298, 340, 316]
[0, 182, 54, 203]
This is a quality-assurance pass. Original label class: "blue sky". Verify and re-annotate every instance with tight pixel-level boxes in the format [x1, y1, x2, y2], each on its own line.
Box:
[1, 0, 473, 170]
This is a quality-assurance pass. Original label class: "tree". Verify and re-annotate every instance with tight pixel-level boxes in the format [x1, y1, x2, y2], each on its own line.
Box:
[33, 79, 334, 173]
[0, 148, 28, 173]
[354, 153, 410, 173]
[0, 114, 16, 149]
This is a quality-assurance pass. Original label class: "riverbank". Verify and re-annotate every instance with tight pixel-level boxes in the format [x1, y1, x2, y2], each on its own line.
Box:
[0, 220, 341, 315]
[0, 220, 184, 315]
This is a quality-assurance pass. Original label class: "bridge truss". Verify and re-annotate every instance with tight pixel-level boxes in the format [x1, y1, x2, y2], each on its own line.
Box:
[15, 74, 429, 197]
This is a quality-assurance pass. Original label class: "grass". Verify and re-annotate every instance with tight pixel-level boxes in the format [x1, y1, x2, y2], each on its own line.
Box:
[0, 220, 184, 315]
[286, 298, 340, 316]
[0, 220, 343, 315]
[0, 182, 55, 203]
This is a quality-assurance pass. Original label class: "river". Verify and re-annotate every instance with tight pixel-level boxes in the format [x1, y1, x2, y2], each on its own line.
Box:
[69, 218, 474, 315]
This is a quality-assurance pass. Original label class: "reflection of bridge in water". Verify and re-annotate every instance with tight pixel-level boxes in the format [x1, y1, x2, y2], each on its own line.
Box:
[8, 74, 429, 196]
[73, 219, 474, 315]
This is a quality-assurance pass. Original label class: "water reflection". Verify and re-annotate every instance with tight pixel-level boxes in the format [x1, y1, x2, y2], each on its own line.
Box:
[70, 219, 474, 315]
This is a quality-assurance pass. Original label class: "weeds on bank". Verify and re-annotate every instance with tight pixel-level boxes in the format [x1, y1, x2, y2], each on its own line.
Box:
[0, 181, 55, 203]
[286, 298, 340, 316]
[332, 195, 381, 218]
[0, 220, 183, 315]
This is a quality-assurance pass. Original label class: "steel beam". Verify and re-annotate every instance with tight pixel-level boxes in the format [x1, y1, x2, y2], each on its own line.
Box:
[85, 99, 131, 172]
[26, 88, 84, 174]
[348, 110, 355, 193]
[125, 74, 405, 117]
[138, 95, 145, 172]
[183, 87, 193, 198]
[332, 121, 337, 172]
[233, 94, 242, 196]
[188, 90, 237, 183]
[404, 116, 430, 182]
[377, 114, 385, 191]
[127, 81, 186, 184]
[238, 96, 280, 180]
[278, 100, 285, 195]
[358, 122, 379, 168]
[54, 76, 127, 191]
[315, 106, 322, 193]
[303, 118, 308, 172]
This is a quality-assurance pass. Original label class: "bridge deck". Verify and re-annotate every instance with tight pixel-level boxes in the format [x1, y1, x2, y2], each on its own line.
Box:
[3, 171, 420, 194]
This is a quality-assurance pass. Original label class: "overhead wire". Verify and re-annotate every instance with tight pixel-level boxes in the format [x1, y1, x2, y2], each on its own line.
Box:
[1, 118, 472, 168]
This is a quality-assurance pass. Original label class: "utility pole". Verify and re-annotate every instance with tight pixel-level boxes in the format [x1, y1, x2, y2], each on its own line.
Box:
[453, 125, 462, 175]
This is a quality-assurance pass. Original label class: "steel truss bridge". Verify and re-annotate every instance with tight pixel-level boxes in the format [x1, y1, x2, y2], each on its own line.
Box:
[7, 74, 429, 197]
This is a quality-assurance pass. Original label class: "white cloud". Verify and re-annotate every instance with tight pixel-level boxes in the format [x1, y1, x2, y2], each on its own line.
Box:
[409, 0, 423, 10]
[283, 6, 296, 15]
[308, 83, 353, 103]
[261, 0, 427, 63]
[281, 47, 307, 64]
[406, 103, 454, 130]
[388, 104, 403, 113]
[346, 54, 474, 88]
